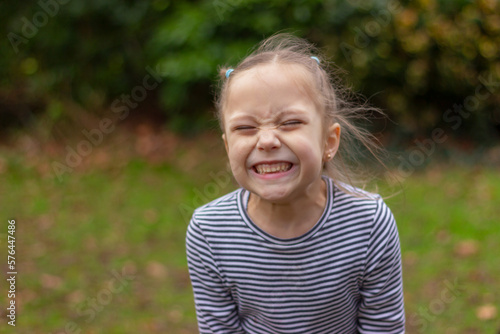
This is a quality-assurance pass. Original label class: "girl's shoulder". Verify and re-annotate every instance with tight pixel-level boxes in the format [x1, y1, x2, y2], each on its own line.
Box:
[329, 179, 392, 217]
[192, 188, 243, 218]
[187, 189, 247, 238]
[330, 178, 381, 202]
[330, 179, 396, 231]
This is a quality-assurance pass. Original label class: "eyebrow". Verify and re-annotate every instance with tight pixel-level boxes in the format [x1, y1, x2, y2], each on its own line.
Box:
[269, 108, 312, 123]
[228, 108, 310, 123]
[275, 108, 309, 118]
[226, 113, 254, 124]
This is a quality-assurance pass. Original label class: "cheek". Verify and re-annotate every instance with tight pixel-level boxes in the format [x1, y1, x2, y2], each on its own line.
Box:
[289, 132, 324, 160]
[226, 139, 250, 171]
[227, 135, 256, 153]
[301, 146, 323, 169]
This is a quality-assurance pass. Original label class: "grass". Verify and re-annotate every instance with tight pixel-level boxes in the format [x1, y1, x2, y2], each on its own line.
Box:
[385, 167, 500, 333]
[0, 130, 499, 333]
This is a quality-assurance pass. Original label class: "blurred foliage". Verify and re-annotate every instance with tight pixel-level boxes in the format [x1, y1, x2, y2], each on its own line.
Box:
[1, 0, 500, 140]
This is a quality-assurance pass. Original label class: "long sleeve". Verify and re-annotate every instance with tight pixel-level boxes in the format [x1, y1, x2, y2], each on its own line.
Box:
[186, 217, 246, 334]
[357, 199, 405, 333]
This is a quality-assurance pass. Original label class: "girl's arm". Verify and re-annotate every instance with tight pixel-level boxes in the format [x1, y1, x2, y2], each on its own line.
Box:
[357, 199, 405, 333]
[186, 218, 246, 334]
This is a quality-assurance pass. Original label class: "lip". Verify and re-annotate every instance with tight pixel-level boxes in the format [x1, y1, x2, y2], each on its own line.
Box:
[250, 160, 296, 180]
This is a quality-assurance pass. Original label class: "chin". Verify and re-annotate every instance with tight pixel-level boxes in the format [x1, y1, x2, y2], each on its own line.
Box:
[253, 189, 292, 203]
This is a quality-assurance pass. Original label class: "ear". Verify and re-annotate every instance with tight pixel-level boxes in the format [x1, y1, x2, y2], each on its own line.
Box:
[324, 123, 340, 162]
[222, 133, 229, 153]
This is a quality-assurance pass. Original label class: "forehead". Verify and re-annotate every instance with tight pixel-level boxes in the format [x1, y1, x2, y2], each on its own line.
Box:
[230, 63, 315, 96]
[223, 63, 321, 120]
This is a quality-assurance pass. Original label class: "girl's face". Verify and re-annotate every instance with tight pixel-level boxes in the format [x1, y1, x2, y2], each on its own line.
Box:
[222, 63, 340, 204]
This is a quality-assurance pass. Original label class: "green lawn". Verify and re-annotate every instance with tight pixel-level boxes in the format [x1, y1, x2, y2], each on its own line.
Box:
[1, 133, 499, 333]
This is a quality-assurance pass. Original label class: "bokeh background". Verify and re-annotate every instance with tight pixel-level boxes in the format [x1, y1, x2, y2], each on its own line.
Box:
[1, 0, 499, 333]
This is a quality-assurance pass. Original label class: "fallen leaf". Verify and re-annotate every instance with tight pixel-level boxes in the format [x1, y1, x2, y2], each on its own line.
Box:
[454, 240, 479, 258]
[146, 261, 168, 280]
[476, 303, 497, 320]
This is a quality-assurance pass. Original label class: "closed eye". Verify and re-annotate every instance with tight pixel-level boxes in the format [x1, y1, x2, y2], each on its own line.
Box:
[234, 125, 256, 131]
[281, 120, 302, 128]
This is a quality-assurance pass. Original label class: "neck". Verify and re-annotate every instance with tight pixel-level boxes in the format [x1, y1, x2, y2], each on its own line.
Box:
[247, 177, 327, 239]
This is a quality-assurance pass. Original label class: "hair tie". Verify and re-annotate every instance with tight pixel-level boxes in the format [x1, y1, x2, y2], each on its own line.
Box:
[311, 56, 320, 64]
[225, 69, 234, 78]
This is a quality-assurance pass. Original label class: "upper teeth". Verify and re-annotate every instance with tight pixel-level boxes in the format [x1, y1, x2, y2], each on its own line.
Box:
[255, 163, 292, 174]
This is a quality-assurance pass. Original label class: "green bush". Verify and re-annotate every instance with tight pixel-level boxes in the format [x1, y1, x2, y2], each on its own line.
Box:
[2, 0, 499, 140]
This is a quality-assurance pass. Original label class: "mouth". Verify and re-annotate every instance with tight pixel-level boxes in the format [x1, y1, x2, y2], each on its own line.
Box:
[253, 162, 293, 175]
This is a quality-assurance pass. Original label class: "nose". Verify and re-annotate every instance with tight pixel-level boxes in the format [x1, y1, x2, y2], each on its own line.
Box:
[256, 128, 281, 151]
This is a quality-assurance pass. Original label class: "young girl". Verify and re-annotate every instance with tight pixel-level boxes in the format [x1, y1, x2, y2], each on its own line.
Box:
[186, 34, 405, 333]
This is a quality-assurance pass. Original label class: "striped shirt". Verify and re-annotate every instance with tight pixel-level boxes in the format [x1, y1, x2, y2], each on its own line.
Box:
[186, 177, 405, 333]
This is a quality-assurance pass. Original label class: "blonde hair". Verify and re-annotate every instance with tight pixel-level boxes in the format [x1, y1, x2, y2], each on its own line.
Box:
[215, 33, 389, 195]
